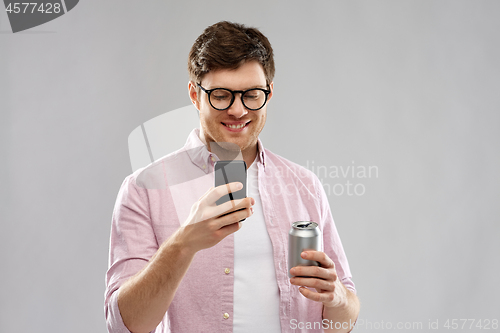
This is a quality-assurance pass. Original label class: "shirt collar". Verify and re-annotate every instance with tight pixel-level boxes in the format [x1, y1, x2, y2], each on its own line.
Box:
[256, 137, 266, 169]
[184, 128, 267, 172]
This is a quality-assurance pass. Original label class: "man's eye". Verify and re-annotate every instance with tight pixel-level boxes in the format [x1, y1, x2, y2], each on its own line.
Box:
[212, 94, 230, 100]
[244, 94, 259, 100]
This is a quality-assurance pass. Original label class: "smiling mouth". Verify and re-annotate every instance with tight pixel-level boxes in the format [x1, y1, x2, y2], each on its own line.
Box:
[222, 121, 251, 129]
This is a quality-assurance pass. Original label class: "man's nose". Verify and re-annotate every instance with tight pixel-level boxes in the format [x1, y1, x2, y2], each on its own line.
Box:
[226, 95, 248, 118]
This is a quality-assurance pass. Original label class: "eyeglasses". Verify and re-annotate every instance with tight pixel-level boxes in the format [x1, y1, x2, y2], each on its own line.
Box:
[197, 83, 271, 111]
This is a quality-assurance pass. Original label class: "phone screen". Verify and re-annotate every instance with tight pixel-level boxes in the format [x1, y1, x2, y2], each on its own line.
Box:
[214, 160, 247, 206]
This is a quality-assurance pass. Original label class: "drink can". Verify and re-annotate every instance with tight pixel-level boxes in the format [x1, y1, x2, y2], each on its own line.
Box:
[288, 221, 321, 278]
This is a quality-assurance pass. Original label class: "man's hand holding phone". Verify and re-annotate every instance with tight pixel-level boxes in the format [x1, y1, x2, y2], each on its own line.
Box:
[177, 182, 254, 254]
[117, 182, 253, 333]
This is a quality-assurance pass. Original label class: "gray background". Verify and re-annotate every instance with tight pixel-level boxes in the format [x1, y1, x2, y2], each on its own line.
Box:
[1, 1, 499, 332]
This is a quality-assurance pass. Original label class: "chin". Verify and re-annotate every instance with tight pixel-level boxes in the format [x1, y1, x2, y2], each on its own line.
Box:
[217, 135, 248, 150]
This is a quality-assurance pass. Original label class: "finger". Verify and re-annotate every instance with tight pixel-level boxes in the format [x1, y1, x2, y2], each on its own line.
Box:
[225, 184, 237, 211]
[216, 220, 243, 239]
[198, 197, 253, 221]
[216, 204, 254, 227]
[297, 287, 335, 304]
[301, 251, 335, 269]
[289, 276, 334, 291]
[216, 197, 253, 216]
[289, 265, 335, 281]
[205, 182, 244, 204]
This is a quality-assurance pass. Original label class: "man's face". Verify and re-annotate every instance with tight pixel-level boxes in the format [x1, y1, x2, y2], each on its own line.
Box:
[189, 61, 273, 154]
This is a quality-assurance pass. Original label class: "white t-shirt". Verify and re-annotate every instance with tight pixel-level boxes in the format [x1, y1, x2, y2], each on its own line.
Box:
[233, 156, 282, 332]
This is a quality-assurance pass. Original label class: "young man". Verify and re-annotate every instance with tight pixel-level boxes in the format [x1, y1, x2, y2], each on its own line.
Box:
[105, 21, 359, 333]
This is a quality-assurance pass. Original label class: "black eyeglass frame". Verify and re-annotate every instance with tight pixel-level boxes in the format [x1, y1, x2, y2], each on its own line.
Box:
[197, 83, 271, 111]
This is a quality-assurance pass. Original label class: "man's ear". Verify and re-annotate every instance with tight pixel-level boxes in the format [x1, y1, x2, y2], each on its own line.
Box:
[188, 81, 200, 111]
[267, 81, 274, 102]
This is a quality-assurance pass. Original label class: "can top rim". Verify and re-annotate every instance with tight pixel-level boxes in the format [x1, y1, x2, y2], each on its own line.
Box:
[291, 221, 318, 230]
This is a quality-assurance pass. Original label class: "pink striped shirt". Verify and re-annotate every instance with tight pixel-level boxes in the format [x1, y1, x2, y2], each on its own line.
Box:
[105, 129, 355, 332]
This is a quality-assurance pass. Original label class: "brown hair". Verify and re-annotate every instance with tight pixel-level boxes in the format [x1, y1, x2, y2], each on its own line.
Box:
[188, 21, 275, 85]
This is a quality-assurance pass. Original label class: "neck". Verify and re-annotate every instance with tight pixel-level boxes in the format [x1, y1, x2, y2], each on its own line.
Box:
[241, 145, 258, 169]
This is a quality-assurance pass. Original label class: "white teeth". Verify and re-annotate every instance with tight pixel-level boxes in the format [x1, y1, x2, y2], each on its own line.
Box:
[224, 123, 247, 129]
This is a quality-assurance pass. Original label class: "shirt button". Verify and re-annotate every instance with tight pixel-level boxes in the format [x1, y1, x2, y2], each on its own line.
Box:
[211, 156, 216, 162]
[223, 313, 230, 319]
[202, 164, 206, 169]
[224, 268, 231, 274]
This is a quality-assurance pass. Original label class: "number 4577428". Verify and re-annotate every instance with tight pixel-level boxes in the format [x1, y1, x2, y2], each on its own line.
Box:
[443, 319, 498, 330]
[5, 3, 61, 14]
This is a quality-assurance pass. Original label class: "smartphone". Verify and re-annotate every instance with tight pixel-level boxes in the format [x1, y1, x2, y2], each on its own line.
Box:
[214, 160, 247, 220]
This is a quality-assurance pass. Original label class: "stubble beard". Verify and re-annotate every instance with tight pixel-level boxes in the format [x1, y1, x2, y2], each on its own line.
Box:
[199, 113, 266, 155]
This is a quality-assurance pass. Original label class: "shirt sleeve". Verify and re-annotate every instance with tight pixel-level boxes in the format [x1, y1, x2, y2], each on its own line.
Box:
[104, 174, 160, 333]
[314, 175, 356, 294]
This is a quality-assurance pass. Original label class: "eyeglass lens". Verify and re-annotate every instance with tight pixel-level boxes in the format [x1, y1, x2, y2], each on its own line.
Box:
[210, 89, 266, 110]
